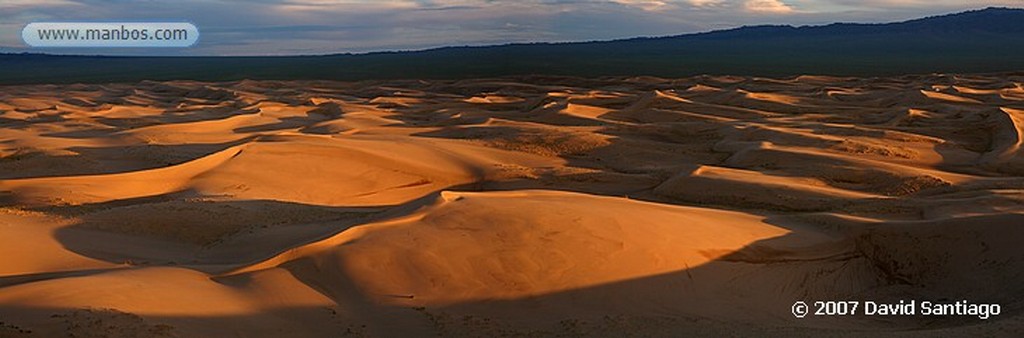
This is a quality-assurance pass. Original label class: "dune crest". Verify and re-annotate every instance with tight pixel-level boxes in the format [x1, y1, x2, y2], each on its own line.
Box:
[3, 74, 1024, 336]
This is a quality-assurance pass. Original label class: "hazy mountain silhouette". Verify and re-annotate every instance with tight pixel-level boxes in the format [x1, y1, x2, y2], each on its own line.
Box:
[687, 6, 1024, 38]
[2, 7, 1023, 83]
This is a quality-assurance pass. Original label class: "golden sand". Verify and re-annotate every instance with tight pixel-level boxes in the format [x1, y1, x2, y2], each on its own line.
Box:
[2, 75, 1023, 336]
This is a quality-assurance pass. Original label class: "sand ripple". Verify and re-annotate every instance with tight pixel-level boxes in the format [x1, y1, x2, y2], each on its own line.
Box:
[2, 74, 1024, 336]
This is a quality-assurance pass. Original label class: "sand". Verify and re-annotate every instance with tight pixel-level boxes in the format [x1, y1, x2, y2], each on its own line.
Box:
[1, 74, 1024, 337]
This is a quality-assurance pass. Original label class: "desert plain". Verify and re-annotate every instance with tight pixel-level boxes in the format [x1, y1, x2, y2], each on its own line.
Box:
[1, 74, 1024, 336]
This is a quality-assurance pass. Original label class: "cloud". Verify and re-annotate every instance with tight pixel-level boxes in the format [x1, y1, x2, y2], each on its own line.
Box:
[688, 0, 725, 7]
[826, 0, 1022, 8]
[611, 0, 670, 11]
[0, 0, 78, 8]
[745, 0, 794, 13]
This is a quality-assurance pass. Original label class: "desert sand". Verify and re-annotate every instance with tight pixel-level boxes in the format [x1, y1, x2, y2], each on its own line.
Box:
[1, 74, 1024, 337]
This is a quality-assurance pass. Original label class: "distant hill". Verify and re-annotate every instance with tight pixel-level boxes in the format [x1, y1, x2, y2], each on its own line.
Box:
[2, 7, 1024, 84]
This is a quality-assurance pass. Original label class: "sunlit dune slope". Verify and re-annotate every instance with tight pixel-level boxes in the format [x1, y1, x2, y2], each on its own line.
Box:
[3, 74, 1024, 337]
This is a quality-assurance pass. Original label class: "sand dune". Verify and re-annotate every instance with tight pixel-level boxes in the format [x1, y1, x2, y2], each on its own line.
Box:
[3, 74, 1024, 336]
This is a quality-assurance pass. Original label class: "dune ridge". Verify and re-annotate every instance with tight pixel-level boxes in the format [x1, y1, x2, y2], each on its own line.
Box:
[2, 74, 1024, 337]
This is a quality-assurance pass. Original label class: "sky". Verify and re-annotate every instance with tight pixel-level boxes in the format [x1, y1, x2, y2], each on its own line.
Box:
[1, 0, 1022, 56]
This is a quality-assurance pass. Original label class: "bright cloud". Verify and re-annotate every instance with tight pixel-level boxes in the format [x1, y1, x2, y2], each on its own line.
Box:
[745, 0, 794, 13]
[688, 0, 725, 7]
[612, 0, 670, 11]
